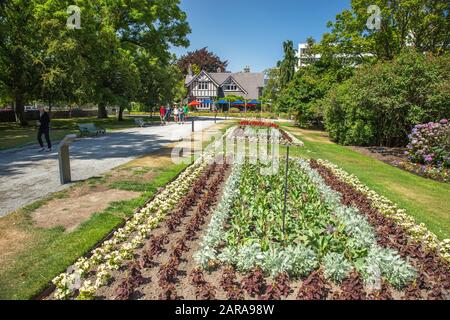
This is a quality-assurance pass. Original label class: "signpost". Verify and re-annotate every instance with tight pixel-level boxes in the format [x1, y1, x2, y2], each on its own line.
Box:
[58, 134, 77, 184]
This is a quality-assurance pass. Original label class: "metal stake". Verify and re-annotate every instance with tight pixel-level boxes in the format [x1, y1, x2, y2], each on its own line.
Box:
[282, 146, 289, 238]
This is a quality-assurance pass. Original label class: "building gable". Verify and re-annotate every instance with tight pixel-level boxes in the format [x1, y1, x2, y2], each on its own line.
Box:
[221, 76, 248, 94]
[185, 70, 219, 88]
[186, 71, 219, 98]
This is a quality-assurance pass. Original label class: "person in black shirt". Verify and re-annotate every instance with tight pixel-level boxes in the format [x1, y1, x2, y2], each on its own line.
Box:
[37, 107, 52, 152]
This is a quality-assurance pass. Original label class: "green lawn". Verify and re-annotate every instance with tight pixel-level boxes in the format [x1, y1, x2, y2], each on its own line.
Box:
[280, 124, 450, 240]
[0, 116, 158, 150]
[0, 163, 188, 300]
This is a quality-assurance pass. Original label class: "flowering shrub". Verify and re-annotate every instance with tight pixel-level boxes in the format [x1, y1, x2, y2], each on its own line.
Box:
[407, 119, 449, 168]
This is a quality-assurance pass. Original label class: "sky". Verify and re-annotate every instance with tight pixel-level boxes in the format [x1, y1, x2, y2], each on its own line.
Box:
[171, 0, 351, 72]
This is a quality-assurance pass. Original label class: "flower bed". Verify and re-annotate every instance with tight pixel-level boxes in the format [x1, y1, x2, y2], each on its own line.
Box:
[393, 160, 449, 183]
[48, 131, 448, 300]
[310, 159, 450, 298]
[52, 155, 212, 300]
[239, 120, 279, 128]
[194, 159, 449, 299]
[228, 125, 304, 147]
[317, 159, 450, 264]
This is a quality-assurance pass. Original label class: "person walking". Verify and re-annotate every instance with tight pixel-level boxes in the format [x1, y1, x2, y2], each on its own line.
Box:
[179, 106, 185, 124]
[183, 104, 189, 122]
[159, 105, 166, 125]
[37, 106, 52, 152]
[173, 106, 179, 124]
[165, 106, 172, 124]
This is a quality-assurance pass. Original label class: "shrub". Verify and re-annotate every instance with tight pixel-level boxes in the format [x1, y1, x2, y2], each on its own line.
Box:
[406, 119, 449, 168]
[323, 51, 450, 147]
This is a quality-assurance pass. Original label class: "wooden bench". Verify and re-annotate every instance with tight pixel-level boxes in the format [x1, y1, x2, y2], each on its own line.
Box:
[77, 123, 106, 137]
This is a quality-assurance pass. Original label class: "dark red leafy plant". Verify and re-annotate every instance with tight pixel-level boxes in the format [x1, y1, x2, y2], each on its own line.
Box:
[114, 262, 144, 300]
[297, 270, 330, 300]
[242, 268, 267, 298]
[339, 271, 367, 300]
[221, 267, 244, 300]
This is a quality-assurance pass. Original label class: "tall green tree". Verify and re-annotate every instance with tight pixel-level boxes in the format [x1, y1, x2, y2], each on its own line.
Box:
[92, 0, 190, 118]
[320, 0, 449, 63]
[262, 67, 280, 112]
[278, 40, 298, 90]
[135, 53, 184, 114]
[1, 0, 191, 122]
[0, 0, 45, 125]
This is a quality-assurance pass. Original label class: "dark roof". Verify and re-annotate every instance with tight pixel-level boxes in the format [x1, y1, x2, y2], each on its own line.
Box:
[185, 71, 265, 99]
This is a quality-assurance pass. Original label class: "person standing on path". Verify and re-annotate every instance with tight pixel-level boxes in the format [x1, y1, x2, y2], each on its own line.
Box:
[159, 105, 166, 125]
[37, 107, 52, 152]
[173, 106, 179, 124]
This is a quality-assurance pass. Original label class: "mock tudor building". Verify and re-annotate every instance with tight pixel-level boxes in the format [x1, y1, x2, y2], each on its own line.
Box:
[185, 67, 265, 111]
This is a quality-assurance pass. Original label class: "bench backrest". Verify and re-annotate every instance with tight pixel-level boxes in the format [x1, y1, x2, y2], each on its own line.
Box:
[78, 123, 98, 131]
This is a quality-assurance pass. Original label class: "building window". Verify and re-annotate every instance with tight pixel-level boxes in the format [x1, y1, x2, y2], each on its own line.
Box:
[224, 84, 237, 91]
[198, 81, 208, 90]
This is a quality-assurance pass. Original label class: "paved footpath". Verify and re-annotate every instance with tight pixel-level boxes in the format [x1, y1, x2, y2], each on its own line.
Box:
[0, 119, 221, 217]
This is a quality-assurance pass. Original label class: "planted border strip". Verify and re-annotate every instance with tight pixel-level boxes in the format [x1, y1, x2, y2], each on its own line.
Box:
[52, 155, 212, 300]
[158, 163, 224, 300]
[311, 159, 450, 298]
[317, 159, 450, 264]
[296, 159, 417, 290]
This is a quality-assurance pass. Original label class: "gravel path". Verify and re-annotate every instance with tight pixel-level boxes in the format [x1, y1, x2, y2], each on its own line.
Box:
[0, 119, 221, 217]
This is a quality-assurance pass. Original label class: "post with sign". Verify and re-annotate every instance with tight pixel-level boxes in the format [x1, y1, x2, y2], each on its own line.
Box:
[58, 134, 77, 184]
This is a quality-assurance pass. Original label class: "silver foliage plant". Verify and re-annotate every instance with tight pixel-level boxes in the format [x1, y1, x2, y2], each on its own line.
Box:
[359, 247, 417, 290]
[235, 243, 266, 272]
[263, 245, 318, 277]
[323, 252, 352, 283]
[219, 244, 318, 277]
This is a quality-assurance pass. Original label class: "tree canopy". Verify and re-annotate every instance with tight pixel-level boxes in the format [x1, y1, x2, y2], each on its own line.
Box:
[270, 0, 449, 147]
[177, 47, 228, 75]
[0, 0, 190, 124]
[318, 0, 450, 63]
[278, 40, 298, 90]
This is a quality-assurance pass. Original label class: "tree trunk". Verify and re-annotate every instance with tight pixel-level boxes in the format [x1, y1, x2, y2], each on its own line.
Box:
[98, 103, 108, 118]
[15, 95, 28, 126]
[118, 106, 124, 121]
